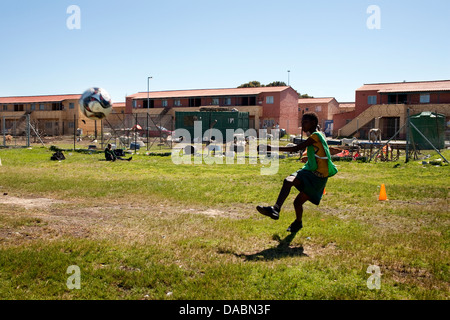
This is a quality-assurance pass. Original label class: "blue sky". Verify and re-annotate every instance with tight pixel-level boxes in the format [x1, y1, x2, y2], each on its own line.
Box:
[0, 0, 449, 103]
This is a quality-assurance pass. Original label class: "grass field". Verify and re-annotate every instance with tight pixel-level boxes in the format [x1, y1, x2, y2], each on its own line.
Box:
[0, 144, 448, 300]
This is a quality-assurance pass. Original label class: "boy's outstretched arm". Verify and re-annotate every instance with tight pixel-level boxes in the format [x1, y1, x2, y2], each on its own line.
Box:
[259, 137, 315, 153]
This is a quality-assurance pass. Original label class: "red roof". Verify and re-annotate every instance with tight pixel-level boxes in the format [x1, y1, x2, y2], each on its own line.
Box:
[113, 102, 126, 108]
[128, 86, 293, 100]
[339, 102, 356, 108]
[298, 97, 335, 104]
[0, 94, 81, 104]
[357, 80, 450, 93]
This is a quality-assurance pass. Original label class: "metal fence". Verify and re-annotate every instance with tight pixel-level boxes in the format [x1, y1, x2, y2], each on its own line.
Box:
[1, 114, 36, 147]
[100, 112, 175, 152]
[1, 113, 175, 151]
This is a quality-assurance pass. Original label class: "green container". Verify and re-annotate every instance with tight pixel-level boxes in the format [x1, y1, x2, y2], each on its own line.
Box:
[409, 112, 445, 150]
[175, 111, 249, 142]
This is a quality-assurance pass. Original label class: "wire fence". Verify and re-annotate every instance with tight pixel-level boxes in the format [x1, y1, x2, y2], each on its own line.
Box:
[1, 113, 175, 152]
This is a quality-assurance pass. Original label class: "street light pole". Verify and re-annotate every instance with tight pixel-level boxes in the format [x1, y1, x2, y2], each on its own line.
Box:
[147, 76, 152, 150]
[147, 76, 152, 109]
[287, 70, 290, 86]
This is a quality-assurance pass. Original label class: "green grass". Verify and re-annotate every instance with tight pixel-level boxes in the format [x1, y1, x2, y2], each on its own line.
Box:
[0, 145, 448, 300]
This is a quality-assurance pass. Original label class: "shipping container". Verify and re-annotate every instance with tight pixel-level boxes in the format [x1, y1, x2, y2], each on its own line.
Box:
[410, 112, 445, 150]
[175, 110, 249, 142]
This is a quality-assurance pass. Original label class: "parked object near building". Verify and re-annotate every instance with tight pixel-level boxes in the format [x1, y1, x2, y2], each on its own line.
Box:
[410, 112, 445, 150]
[175, 110, 249, 143]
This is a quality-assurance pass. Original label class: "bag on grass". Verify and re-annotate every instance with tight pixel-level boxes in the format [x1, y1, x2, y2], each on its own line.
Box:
[51, 151, 65, 161]
[114, 149, 125, 157]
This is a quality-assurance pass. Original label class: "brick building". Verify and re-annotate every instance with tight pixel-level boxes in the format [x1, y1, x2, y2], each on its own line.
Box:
[298, 97, 341, 136]
[334, 80, 450, 139]
[0, 94, 83, 136]
[125, 86, 300, 134]
[0, 94, 127, 137]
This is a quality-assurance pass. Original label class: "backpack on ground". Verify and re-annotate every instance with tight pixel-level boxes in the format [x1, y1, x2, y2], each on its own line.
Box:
[51, 150, 65, 161]
[114, 149, 125, 157]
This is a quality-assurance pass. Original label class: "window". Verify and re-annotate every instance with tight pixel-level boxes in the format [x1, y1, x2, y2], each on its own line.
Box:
[31, 103, 36, 111]
[52, 102, 62, 111]
[39, 104, 45, 111]
[69, 103, 75, 109]
[143, 100, 154, 108]
[132, 100, 137, 108]
[162, 100, 168, 107]
[212, 98, 219, 105]
[315, 106, 322, 112]
[420, 94, 430, 104]
[14, 104, 24, 112]
[68, 122, 75, 129]
[368, 96, 377, 105]
[388, 94, 407, 104]
[3, 104, 8, 111]
[266, 96, 274, 104]
[224, 98, 231, 105]
[174, 99, 181, 107]
[189, 98, 201, 107]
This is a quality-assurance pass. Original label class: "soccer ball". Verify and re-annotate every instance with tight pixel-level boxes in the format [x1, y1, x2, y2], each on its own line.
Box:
[79, 87, 113, 120]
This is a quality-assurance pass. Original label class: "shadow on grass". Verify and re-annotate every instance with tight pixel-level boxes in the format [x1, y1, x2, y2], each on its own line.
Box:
[231, 233, 308, 261]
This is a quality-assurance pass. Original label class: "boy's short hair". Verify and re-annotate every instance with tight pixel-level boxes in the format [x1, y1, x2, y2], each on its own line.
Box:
[302, 112, 319, 126]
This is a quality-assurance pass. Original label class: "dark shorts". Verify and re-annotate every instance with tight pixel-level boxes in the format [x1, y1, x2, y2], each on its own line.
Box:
[292, 169, 328, 205]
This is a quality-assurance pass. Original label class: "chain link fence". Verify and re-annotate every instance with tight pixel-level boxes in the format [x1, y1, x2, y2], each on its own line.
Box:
[100, 112, 175, 152]
[1, 114, 47, 148]
[1, 113, 175, 152]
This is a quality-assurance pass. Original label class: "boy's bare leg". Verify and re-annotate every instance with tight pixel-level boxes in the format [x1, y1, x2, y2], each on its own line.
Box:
[293, 192, 310, 222]
[257, 176, 301, 221]
[274, 175, 301, 212]
[286, 191, 309, 233]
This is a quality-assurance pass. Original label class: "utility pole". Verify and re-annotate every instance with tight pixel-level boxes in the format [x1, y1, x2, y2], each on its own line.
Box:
[405, 108, 410, 163]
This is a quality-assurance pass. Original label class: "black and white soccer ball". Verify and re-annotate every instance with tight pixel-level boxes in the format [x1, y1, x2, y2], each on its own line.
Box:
[79, 87, 113, 120]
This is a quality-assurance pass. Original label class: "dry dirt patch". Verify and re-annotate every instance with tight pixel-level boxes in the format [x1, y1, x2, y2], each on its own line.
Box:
[0, 195, 65, 210]
[0, 195, 253, 245]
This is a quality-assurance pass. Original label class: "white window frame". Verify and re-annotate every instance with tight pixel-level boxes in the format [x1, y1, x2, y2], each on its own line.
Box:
[266, 96, 274, 104]
[162, 100, 168, 107]
[39, 103, 45, 111]
[224, 98, 231, 105]
[212, 98, 219, 105]
[315, 105, 322, 112]
[368, 96, 377, 105]
[174, 99, 181, 107]
[420, 94, 430, 104]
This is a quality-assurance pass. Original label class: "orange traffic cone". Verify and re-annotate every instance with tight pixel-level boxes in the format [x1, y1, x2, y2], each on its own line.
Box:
[379, 184, 388, 201]
[323, 188, 327, 195]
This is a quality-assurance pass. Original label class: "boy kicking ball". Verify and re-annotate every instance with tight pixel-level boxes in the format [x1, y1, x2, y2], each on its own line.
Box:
[257, 112, 339, 233]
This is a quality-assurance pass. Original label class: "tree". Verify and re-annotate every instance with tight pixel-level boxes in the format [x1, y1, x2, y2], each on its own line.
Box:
[298, 93, 314, 98]
[238, 80, 313, 98]
[238, 81, 263, 88]
[265, 81, 287, 87]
